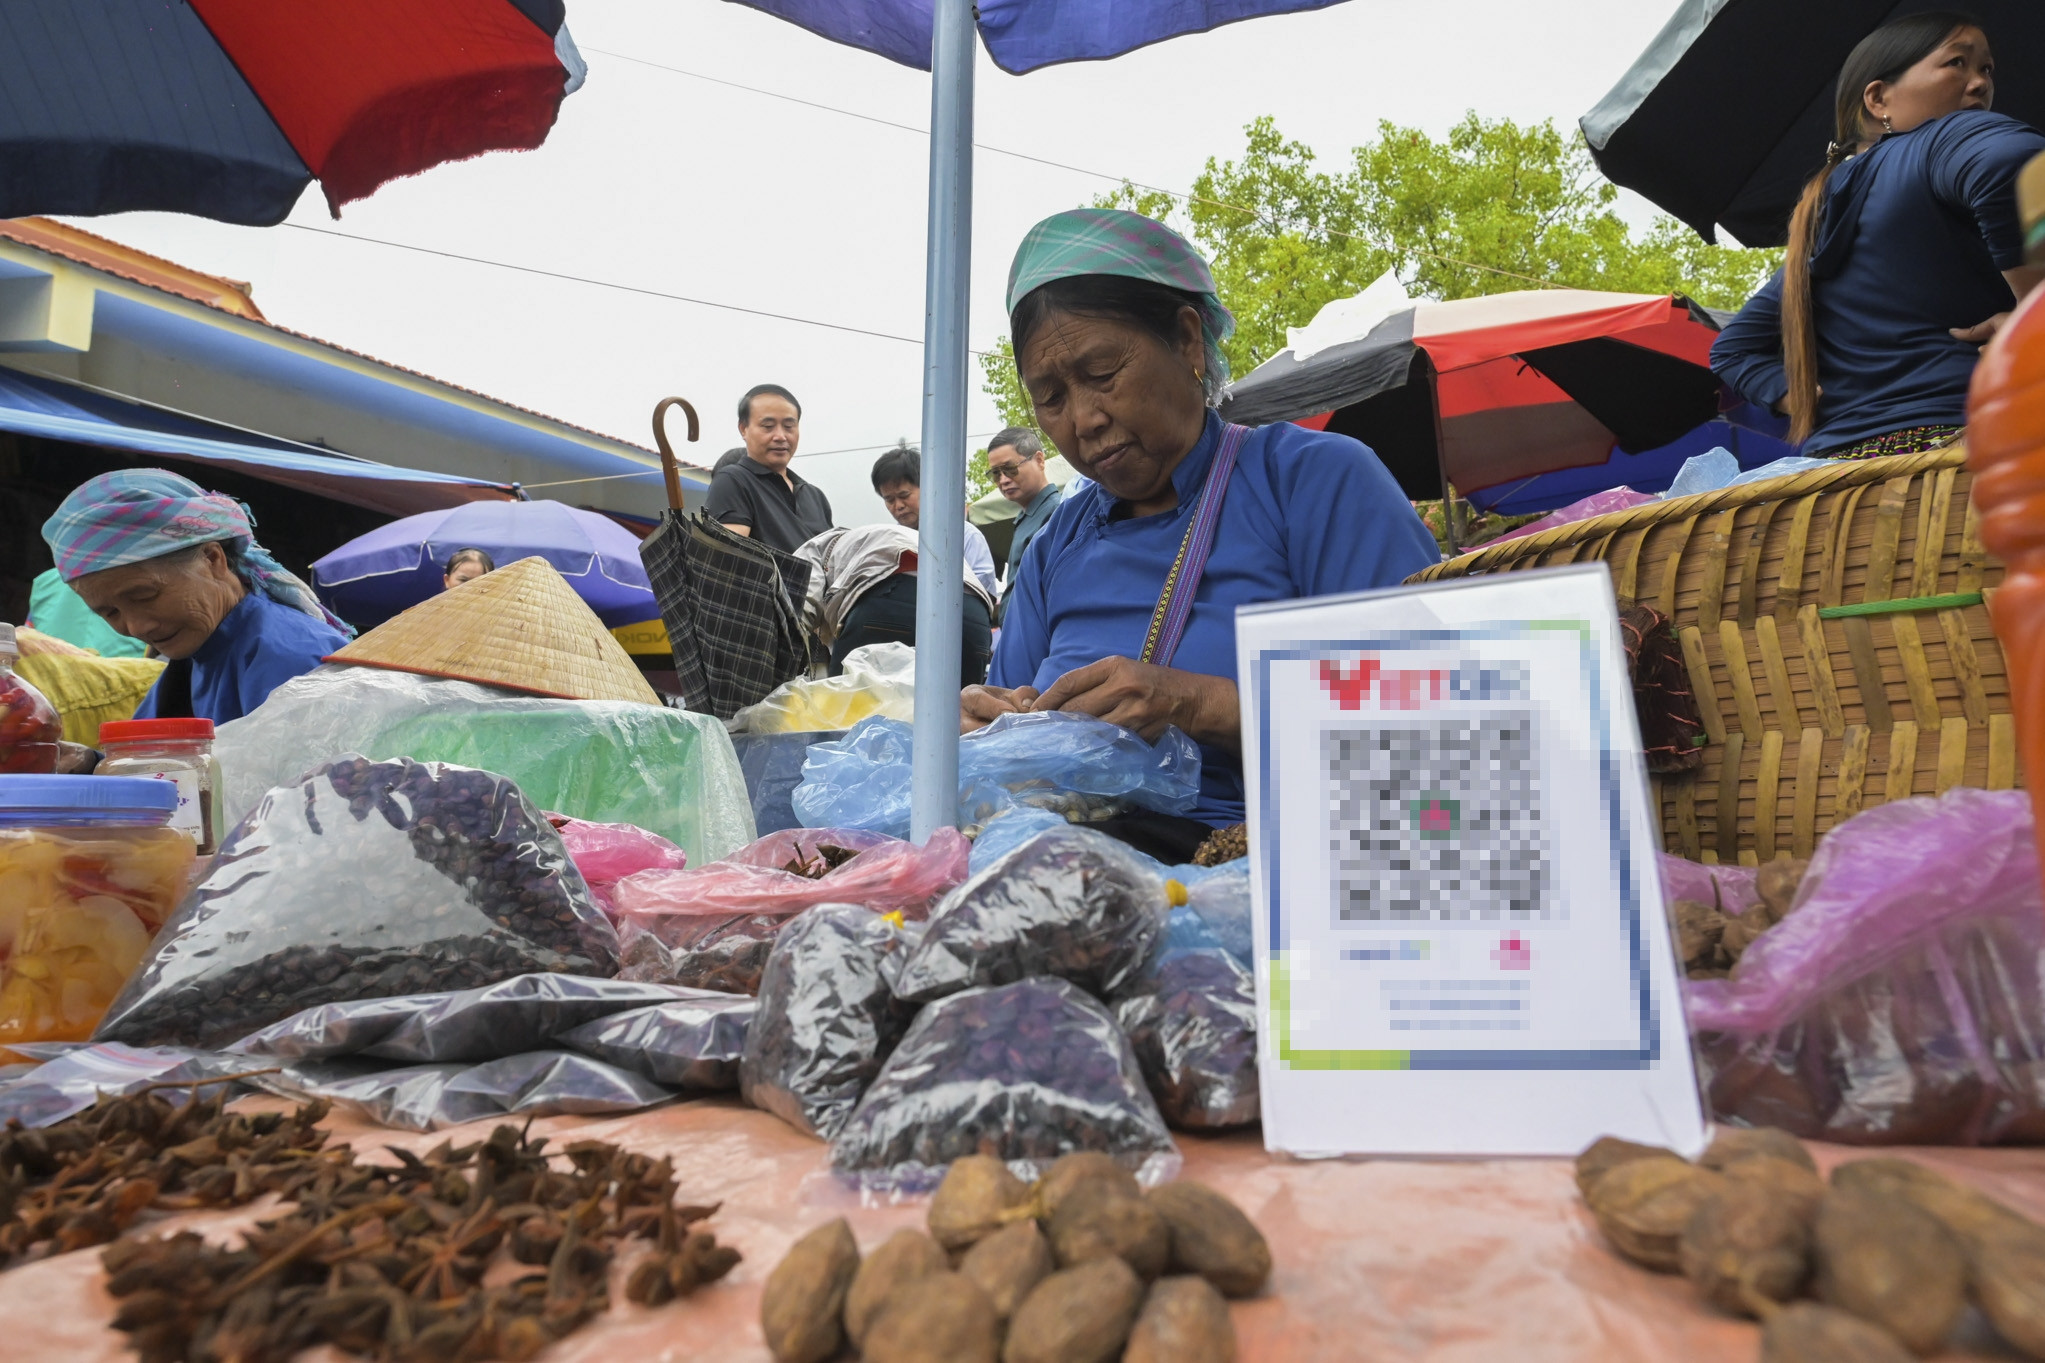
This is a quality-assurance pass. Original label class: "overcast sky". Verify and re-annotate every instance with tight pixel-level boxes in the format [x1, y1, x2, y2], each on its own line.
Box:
[62, 0, 1685, 526]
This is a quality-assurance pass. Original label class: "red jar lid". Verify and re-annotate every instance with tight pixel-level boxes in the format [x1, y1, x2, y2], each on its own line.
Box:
[99, 718, 216, 743]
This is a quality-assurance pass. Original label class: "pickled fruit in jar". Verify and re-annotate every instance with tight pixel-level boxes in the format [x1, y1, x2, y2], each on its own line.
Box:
[0, 666, 61, 775]
[0, 827, 193, 1044]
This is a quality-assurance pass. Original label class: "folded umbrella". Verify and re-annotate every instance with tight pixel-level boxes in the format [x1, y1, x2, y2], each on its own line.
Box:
[312, 500, 655, 630]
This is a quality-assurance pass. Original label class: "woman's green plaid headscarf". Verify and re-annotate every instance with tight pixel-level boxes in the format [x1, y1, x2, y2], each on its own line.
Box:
[1006, 209, 1236, 382]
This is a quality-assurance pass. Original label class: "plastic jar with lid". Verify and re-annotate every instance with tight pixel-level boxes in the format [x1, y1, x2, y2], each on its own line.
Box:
[97, 717, 225, 854]
[0, 622, 61, 775]
[0, 775, 194, 1045]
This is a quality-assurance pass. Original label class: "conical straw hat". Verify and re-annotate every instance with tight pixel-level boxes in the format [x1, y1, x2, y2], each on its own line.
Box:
[326, 556, 661, 705]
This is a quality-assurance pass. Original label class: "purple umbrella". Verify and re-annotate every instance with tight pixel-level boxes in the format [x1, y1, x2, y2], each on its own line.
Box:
[313, 499, 656, 630]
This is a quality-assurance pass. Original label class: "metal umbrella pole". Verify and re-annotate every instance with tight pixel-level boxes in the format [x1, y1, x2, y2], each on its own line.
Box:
[908, 0, 975, 841]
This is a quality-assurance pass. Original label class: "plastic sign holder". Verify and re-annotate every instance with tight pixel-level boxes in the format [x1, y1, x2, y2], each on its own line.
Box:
[1237, 563, 1705, 1157]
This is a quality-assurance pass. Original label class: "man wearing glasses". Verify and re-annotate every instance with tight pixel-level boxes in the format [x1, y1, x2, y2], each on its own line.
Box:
[987, 426, 1063, 619]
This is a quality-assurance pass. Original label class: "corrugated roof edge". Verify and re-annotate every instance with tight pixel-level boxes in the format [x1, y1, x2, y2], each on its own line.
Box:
[0, 217, 712, 477]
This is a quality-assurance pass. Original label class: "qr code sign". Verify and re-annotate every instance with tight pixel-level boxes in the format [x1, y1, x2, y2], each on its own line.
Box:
[1325, 715, 1549, 923]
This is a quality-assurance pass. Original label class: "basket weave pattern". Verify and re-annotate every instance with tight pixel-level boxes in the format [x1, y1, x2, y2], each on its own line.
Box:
[1409, 446, 2021, 863]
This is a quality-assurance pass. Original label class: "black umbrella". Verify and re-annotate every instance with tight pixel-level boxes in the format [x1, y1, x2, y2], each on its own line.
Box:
[1582, 0, 2045, 246]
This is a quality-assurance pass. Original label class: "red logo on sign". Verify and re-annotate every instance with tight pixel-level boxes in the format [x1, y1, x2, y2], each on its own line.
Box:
[1317, 659, 1447, 710]
[1491, 934, 1533, 970]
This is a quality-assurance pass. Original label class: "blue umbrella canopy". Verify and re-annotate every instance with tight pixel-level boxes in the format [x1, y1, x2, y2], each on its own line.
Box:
[313, 499, 655, 630]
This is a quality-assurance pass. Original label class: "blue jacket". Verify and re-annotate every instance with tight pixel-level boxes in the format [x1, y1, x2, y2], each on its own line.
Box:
[136, 590, 348, 726]
[1711, 110, 2045, 455]
[991, 413, 1440, 825]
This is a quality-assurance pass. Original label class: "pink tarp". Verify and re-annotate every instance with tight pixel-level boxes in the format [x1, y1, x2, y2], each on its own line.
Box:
[8, 1097, 2045, 1361]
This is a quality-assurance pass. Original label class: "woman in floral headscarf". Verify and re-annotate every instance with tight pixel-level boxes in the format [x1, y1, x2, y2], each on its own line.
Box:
[42, 469, 352, 725]
[960, 209, 1438, 862]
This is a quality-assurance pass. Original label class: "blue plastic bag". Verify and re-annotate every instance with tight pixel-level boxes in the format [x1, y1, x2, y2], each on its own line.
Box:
[793, 712, 1201, 837]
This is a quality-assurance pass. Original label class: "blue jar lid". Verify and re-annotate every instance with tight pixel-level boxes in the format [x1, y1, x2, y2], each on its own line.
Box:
[0, 775, 179, 827]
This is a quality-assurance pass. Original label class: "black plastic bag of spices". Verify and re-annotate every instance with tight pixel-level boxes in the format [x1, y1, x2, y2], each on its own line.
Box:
[94, 754, 617, 1050]
[1112, 947, 1259, 1130]
[829, 976, 1176, 1189]
[740, 904, 922, 1140]
[889, 827, 1167, 1004]
[558, 991, 757, 1091]
[614, 913, 789, 995]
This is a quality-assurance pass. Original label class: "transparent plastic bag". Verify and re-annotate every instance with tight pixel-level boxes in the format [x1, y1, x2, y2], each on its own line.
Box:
[557, 992, 756, 1091]
[215, 665, 754, 867]
[549, 816, 689, 915]
[1113, 947, 1259, 1131]
[615, 914, 787, 995]
[727, 642, 916, 734]
[95, 755, 617, 1050]
[968, 806, 1068, 877]
[0, 1043, 252, 1129]
[829, 976, 1176, 1189]
[890, 827, 1169, 1004]
[792, 711, 1201, 837]
[1689, 790, 2045, 1144]
[229, 974, 700, 1063]
[740, 904, 922, 1141]
[262, 1049, 672, 1133]
[729, 731, 844, 837]
[1184, 861, 1253, 966]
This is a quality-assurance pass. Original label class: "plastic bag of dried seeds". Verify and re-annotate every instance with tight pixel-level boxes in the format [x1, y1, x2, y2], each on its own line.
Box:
[889, 826, 1169, 1004]
[557, 992, 756, 1090]
[94, 754, 617, 1050]
[740, 904, 922, 1140]
[829, 976, 1177, 1189]
[1112, 946, 1259, 1131]
[263, 1049, 675, 1132]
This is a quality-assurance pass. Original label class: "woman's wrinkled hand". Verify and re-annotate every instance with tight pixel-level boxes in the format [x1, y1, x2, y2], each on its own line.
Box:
[1029, 655, 1240, 750]
[960, 683, 1039, 733]
[1952, 313, 2012, 350]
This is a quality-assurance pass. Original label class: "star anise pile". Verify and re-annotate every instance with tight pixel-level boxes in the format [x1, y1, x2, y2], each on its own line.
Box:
[4, 1088, 738, 1362]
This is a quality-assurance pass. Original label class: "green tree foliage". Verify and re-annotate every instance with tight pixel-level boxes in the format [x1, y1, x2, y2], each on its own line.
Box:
[983, 113, 1782, 408]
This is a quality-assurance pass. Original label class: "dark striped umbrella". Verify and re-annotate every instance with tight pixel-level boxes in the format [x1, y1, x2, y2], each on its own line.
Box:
[0, 0, 583, 224]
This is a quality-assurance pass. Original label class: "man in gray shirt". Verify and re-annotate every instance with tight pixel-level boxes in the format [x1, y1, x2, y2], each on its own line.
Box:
[989, 426, 1061, 617]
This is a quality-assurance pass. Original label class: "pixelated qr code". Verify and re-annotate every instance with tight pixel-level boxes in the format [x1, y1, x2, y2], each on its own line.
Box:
[1324, 715, 1549, 923]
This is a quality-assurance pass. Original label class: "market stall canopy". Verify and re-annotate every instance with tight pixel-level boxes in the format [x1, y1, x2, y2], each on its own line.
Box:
[1219, 280, 1725, 501]
[0, 364, 514, 515]
[738, 0, 1350, 72]
[313, 499, 656, 631]
[0, 0, 585, 223]
[326, 555, 659, 705]
[1580, 0, 2045, 246]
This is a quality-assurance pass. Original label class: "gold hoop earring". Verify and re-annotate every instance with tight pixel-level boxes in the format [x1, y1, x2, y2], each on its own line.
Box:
[1193, 366, 1204, 384]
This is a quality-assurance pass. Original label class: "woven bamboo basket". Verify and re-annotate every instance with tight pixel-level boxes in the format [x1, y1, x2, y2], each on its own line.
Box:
[1409, 444, 2021, 863]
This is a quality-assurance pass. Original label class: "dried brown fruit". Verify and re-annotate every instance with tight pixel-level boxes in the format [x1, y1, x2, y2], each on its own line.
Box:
[959, 1219, 1053, 1322]
[1048, 1189, 1170, 1280]
[1679, 1181, 1810, 1316]
[845, 1229, 951, 1349]
[1756, 858, 1809, 922]
[1828, 1158, 2034, 1245]
[1035, 1152, 1141, 1221]
[760, 1217, 859, 1363]
[1760, 1302, 1916, 1363]
[862, 1272, 1000, 1363]
[1812, 1189, 1964, 1354]
[1146, 1181, 1273, 1298]
[1720, 910, 1770, 964]
[1002, 1256, 1145, 1363]
[1124, 1274, 1236, 1363]
[1722, 1157, 1827, 1225]
[1586, 1159, 1725, 1272]
[929, 1156, 1032, 1254]
[1700, 1127, 1817, 1174]
[1672, 898, 1726, 969]
[1573, 1136, 1680, 1199]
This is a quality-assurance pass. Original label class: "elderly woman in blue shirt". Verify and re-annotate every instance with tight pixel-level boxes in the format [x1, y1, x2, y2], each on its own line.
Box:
[963, 209, 1439, 861]
[42, 470, 352, 726]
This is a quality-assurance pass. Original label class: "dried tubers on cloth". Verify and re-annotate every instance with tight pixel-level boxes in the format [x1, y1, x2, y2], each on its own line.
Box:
[3, 1087, 740, 1363]
[760, 1153, 1271, 1363]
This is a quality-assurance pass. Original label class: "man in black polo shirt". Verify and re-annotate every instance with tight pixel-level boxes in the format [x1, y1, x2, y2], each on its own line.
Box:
[705, 384, 834, 553]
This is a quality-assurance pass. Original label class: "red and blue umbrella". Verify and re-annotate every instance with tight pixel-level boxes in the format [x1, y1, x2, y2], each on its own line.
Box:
[0, 0, 583, 224]
[312, 499, 653, 630]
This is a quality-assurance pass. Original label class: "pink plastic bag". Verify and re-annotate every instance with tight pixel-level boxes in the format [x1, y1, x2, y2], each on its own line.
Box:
[1657, 853, 1761, 917]
[548, 816, 689, 916]
[1687, 790, 2045, 1145]
[609, 829, 972, 995]
[1479, 487, 1658, 546]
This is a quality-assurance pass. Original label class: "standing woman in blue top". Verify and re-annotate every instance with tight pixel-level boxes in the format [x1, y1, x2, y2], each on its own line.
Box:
[42, 470, 353, 726]
[1711, 13, 2045, 459]
[962, 209, 1440, 862]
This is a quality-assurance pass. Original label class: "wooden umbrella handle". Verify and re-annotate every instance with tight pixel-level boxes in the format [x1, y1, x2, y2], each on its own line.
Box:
[651, 396, 700, 512]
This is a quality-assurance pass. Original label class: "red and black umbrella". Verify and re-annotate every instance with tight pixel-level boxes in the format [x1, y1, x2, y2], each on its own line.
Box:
[0, 0, 583, 224]
[1219, 288, 1727, 502]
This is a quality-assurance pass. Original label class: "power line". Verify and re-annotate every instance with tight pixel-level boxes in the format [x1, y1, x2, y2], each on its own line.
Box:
[580, 46, 1565, 292]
